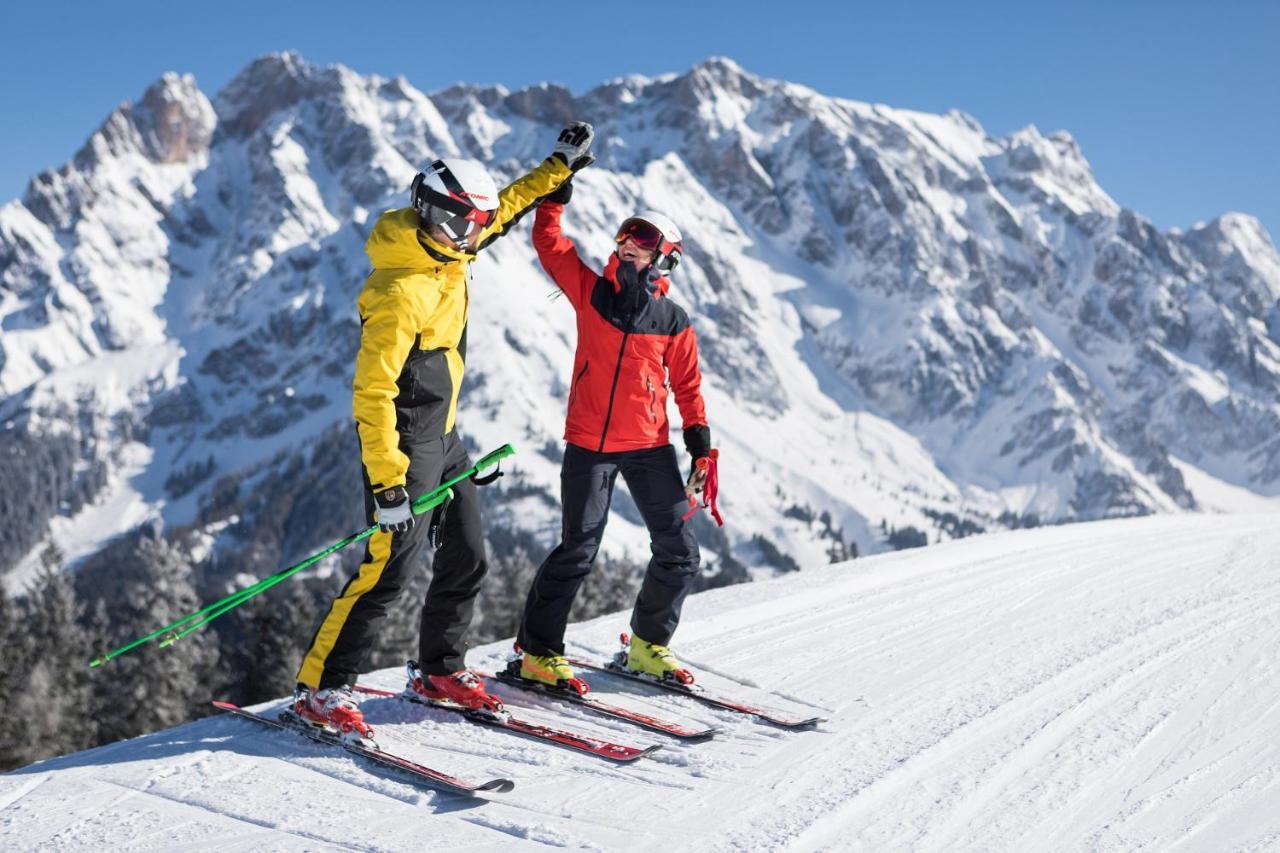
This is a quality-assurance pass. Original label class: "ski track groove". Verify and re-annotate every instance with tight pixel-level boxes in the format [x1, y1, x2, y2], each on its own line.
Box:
[0, 775, 46, 811]
[458, 812, 600, 850]
[13, 749, 218, 849]
[94, 778, 363, 852]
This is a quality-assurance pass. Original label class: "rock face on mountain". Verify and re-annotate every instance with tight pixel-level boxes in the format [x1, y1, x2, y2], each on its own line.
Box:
[3, 52, 1278, 584]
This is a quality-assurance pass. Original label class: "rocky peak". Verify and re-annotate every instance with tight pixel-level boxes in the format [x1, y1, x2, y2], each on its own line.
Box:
[689, 56, 756, 88]
[1187, 213, 1280, 267]
[130, 73, 216, 164]
[1182, 213, 1280, 309]
[668, 55, 767, 112]
[214, 50, 322, 138]
[72, 72, 213, 168]
[993, 124, 1116, 216]
[19, 73, 213, 230]
[944, 108, 987, 136]
[432, 82, 510, 114]
[502, 82, 576, 125]
[579, 73, 652, 115]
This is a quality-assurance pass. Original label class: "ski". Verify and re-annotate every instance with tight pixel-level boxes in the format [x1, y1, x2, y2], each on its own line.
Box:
[352, 685, 662, 763]
[210, 701, 514, 796]
[562, 656, 827, 729]
[488, 662, 718, 741]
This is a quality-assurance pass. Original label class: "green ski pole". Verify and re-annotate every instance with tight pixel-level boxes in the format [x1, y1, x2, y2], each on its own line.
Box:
[88, 440, 516, 667]
[88, 485, 452, 666]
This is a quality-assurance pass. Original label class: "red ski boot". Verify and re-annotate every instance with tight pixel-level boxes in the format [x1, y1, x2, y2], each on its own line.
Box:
[405, 662, 507, 720]
[291, 685, 375, 743]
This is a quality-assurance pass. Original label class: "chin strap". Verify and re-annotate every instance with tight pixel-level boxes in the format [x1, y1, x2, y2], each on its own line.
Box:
[681, 449, 723, 527]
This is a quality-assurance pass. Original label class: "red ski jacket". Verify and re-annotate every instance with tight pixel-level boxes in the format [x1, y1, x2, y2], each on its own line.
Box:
[533, 201, 708, 453]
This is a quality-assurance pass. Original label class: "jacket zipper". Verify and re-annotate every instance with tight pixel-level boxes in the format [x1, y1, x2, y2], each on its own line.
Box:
[646, 376, 657, 423]
[598, 331, 631, 451]
[569, 361, 589, 409]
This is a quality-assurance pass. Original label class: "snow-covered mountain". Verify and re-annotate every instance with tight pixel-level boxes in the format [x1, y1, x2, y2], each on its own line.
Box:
[3, 53, 1280, 587]
[6, 514, 1279, 850]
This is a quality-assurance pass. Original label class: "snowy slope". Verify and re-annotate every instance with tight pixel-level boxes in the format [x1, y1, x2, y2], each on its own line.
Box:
[6, 513, 1279, 851]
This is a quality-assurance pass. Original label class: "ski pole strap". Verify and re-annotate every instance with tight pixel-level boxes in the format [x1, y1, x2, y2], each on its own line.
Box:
[681, 449, 723, 527]
[472, 462, 503, 486]
[474, 443, 515, 474]
[471, 443, 513, 485]
[429, 490, 453, 549]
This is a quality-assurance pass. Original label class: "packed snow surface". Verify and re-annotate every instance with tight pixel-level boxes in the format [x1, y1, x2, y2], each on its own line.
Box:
[5, 513, 1280, 851]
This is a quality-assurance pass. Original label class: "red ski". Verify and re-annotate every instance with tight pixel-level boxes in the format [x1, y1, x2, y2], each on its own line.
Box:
[353, 685, 661, 763]
[211, 701, 514, 796]
[563, 655, 827, 729]
[488, 662, 718, 741]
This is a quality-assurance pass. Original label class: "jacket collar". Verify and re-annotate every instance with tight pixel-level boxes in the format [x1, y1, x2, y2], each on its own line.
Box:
[364, 207, 475, 270]
[604, 253, 670, 297]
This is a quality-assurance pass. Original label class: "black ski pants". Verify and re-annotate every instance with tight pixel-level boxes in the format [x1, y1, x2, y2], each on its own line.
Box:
[518, 442, 700, 657]
[297, 430, 488, 689]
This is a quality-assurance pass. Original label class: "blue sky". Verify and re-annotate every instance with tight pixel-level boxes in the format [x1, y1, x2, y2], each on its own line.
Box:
[2, 1, 1277, 240]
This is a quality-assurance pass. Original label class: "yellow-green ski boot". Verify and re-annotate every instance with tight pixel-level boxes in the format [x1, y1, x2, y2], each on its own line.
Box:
[625, 634, 695, 685]
[520, 652, 590, 696]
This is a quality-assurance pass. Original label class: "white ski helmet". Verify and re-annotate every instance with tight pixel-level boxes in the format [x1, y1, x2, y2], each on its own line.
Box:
[615, 210, 684, 273]
[411, 159, 500, 250]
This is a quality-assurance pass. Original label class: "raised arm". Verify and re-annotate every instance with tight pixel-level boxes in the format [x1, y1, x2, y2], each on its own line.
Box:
[532, 200, 598, 310]
[474, 121, 594, 253]
[473, 156, 571, 252]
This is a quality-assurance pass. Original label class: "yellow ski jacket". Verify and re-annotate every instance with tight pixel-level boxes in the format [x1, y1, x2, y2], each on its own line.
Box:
[354, 156, 570, 491]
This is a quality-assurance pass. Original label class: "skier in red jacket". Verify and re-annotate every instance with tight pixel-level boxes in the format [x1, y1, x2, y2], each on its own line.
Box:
[515, 177, 715, 692]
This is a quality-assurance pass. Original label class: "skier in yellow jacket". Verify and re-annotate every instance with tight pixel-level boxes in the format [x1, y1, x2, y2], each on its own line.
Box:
[293, 122, 595, 738]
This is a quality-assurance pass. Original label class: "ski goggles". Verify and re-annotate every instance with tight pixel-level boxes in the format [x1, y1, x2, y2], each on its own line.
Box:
[425, 199, 495, 245]
[615, 218, 664, 251]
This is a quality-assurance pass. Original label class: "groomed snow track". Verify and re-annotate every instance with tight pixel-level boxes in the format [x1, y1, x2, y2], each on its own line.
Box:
[4, 514, 1279, 851]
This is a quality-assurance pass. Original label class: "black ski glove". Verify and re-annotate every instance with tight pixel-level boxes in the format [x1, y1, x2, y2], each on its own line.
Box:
[374, 486, 414, 534]
[683, 426, 713, 496]
[683, 425, 712, 462]
[546, 179, 573, 206]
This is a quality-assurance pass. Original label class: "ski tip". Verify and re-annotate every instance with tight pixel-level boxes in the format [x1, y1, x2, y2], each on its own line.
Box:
[682, 727, 721, 741]
[771, 716, 827, 729]
[596, 743, 663, 763]
[478, 778, 517, 794]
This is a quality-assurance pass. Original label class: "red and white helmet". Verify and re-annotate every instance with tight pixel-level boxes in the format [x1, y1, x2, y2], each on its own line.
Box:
[411, 159, 499, 251]
[615, 210, 683, 273]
